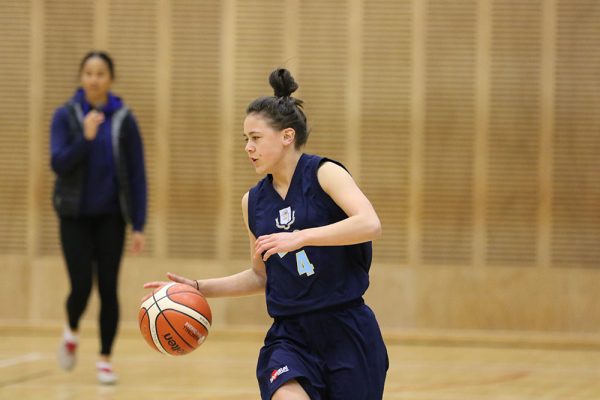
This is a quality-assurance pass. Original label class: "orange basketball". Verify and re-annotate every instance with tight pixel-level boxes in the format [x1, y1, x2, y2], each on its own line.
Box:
[138, 282, 212, 356]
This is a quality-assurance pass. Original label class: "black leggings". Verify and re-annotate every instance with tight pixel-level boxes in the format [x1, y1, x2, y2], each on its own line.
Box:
[60, 215, 125, 356]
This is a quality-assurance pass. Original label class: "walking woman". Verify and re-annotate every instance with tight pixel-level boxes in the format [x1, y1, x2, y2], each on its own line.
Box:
[51, 51, 147, 384]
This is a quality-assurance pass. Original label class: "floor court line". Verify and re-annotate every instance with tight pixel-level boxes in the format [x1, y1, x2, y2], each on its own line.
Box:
[0, 353, 44, 369]
[0, 370, 54, 388]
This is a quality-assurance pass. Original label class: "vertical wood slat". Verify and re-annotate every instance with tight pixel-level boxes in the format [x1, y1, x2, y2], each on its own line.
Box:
[26, 0, 44, 320]
[216, 0, 236, 263]
[0, 1, 30, 254]
[552, 0, 600, 268]
[361, 0, 412, 264]
[537, 0, 556, 269]
[473, 0, 490, 269]
[167, 0, 220, 258]
[486, 0, 542, 266]
[93, 0, 109, 49]
[408, 0, 426, 268]
[346, 0, 363, 176]
[27, 0, 43, 259]
[422, 0, 477, 265]
[154, 0, 171, 258]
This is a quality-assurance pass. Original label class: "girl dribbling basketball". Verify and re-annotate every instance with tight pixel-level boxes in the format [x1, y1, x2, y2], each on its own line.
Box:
[145, 68, 388, 399]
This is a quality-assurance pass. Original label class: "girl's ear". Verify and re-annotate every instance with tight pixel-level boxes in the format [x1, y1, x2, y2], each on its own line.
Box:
[282, 128, 295, 146]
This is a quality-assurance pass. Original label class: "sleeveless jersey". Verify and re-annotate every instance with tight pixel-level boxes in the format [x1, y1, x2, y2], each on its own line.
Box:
[248, 153, 372, 318]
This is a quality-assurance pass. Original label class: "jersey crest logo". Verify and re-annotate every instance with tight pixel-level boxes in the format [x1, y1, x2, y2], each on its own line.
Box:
[275, 206, 295, 230]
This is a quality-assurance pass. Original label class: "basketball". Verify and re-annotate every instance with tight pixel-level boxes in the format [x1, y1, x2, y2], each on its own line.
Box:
[138, 282, 212, 356]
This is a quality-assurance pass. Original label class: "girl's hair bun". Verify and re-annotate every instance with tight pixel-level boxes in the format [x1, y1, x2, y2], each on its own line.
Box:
[269, 68, 298, 98]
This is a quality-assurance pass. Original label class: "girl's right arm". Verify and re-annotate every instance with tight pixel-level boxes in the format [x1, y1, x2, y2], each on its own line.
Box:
[143, 192, 267, 298]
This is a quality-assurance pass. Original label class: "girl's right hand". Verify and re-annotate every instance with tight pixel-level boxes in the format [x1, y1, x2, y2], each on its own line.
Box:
[142, 272, 200, 301]
[83, 110, 104, 140]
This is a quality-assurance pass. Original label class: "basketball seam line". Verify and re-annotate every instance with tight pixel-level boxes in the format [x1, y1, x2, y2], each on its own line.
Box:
[157, 309, 196, 352]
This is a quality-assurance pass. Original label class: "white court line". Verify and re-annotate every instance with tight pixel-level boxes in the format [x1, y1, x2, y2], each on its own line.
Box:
[0, 353, 44, 368]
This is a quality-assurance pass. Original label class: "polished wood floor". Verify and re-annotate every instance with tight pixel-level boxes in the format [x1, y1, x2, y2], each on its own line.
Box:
[1, 325, 600, 399]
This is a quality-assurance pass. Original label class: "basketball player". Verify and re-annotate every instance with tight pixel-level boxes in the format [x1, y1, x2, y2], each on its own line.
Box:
[145, 68, 388, 399]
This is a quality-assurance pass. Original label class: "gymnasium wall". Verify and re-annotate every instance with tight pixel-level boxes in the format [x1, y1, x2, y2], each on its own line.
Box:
[1, 0, 599, 334]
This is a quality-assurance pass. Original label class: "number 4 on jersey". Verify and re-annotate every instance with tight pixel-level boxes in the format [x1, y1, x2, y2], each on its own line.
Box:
[296, 250, 315, 276]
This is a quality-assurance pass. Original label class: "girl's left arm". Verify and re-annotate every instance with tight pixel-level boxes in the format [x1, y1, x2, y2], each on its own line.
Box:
[254, 161, 381, 261]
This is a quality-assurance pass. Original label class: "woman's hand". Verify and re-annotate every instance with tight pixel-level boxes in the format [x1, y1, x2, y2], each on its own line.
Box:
[142, 272, 200, 301]
[83, 110, 104, 140]
[131, 231, 145, 255]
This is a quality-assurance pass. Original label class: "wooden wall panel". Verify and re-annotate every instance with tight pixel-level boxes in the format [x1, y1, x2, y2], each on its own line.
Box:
[2, 0, 600, 332]
[361, 0, 411, 264]
[422, 0, 476, 265]
[552, 0, 600, 268]
[228, 0, 285, 259]
[0, 0, 30, 254]
[39, 0, 95, 256]
[299, 0, 349, 162]
[486, 0, 541, 266]
[168, 0, 221, 258]
[108, 0, 158, 256]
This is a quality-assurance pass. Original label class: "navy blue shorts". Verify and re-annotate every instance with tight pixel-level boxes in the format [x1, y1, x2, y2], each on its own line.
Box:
[256, 300, 389, 399]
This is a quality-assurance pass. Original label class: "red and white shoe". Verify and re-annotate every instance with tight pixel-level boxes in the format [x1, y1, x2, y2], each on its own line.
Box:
[97, 361, 118, 385]
[57, 339, 77, 371]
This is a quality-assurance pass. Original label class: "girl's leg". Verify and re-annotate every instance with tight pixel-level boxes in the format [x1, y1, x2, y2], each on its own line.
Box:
[93, 214, 125, 357]
[272, 380, 311, 400]
[58, 217, 95, 370]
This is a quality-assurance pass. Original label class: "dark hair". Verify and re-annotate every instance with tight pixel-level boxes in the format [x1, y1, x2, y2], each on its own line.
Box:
[79, 51, 115, 79]
[246, 68, 309, 149]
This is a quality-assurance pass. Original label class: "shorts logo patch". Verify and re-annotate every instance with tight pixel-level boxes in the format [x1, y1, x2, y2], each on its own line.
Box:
[270, 365, 289, 383]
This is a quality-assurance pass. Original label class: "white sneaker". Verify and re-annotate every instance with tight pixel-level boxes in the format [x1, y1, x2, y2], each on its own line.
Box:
[97, 361, 118, 385]
[58, 338, 77, 371]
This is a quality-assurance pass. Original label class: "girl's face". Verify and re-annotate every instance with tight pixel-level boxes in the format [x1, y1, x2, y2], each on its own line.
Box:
[80, 57, 112, 101]
[243, 113, 287, 175]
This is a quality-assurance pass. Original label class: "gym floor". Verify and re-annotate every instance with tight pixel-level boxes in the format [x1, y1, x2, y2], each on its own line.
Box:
[1, 325, 600, 399]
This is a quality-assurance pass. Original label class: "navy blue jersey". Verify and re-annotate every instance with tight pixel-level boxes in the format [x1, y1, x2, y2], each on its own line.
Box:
[248, 153, 372, 318]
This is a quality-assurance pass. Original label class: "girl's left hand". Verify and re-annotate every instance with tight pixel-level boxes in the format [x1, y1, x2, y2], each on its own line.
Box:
[254, 231, 305, 262]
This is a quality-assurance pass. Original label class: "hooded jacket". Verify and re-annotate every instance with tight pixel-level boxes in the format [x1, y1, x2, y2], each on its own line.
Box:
[50, 88, 147, 231]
